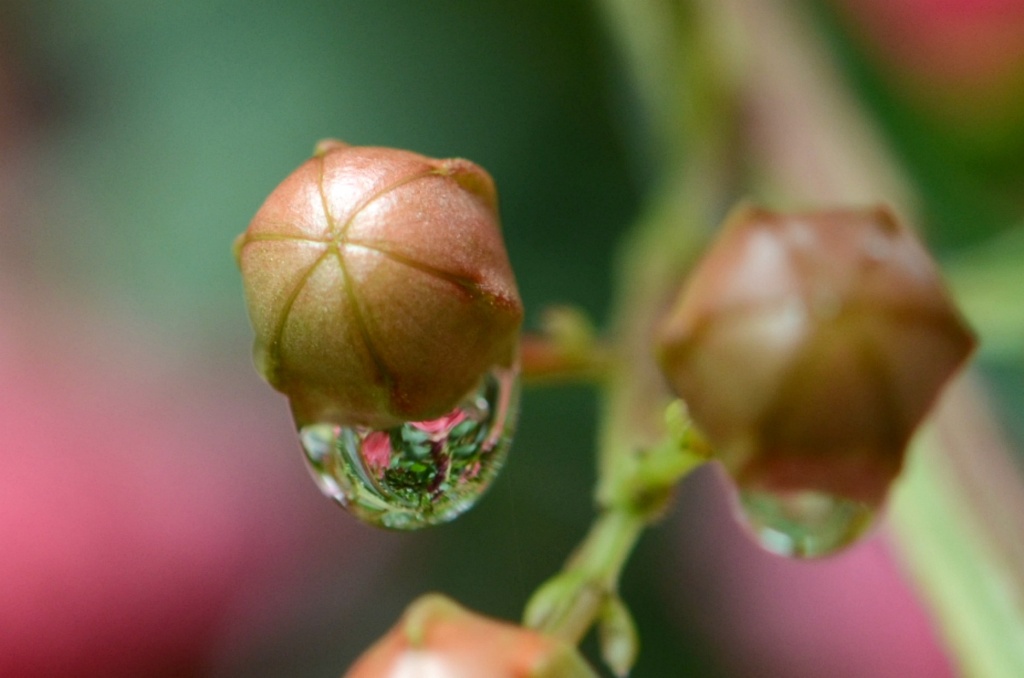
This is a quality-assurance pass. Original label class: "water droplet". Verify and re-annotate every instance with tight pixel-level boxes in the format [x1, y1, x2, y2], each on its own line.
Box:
[738, 489, 875, 558]
[298, 366, 520, 529]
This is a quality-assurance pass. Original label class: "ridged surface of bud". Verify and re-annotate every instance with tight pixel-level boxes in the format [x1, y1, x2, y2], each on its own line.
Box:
[235, 140, 523, 430]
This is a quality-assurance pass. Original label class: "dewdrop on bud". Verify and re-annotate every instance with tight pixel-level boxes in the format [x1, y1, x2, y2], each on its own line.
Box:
[657, 205, 975, 557]
[235, 141, 523, 529]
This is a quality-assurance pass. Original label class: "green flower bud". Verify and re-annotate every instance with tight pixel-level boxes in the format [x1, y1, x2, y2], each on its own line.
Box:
[657, 205, 975, 507]
[235, 140, 523, 429]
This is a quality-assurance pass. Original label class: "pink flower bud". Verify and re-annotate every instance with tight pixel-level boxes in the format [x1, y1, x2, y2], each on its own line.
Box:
[345, 594, 597, 678]
[832, 0, 1024, 137]
[657, 206, 975, 507]
[235, 141, 523, 429]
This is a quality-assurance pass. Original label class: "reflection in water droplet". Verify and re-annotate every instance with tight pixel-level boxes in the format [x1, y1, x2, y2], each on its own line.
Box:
[299, 366, 520, 529]
[738, 489, 876, 558]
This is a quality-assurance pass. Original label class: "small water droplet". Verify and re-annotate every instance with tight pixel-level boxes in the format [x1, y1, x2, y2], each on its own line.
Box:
[298, 366, 520, 529]
[738, 489, 875, 558]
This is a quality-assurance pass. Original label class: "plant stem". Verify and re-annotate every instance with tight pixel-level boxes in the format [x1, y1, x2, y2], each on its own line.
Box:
[519, 334, 612, 385]
[596, 0, 740, 505]
[522, 3, 740, 669]
[889, 378, 1024, 677]
[536, 511, 646, 645]
[519, 306, 614, 385]
[523, 415, 710, 649]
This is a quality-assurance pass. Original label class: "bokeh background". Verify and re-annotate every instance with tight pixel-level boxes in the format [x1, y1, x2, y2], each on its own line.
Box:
[2, 1, 1022, 676]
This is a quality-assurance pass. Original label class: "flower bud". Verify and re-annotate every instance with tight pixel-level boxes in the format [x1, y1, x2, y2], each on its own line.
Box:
[657, 205, 975, 508]
[235, 141, 523, 429]
[831, 0, 1024, 150]
[344, 594, 597, 678]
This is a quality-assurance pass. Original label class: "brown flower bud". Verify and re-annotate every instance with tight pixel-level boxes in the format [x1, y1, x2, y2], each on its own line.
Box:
[235, 140, 523, 429]
[657, 205, 975, 507]
[344, 594, 597, 678]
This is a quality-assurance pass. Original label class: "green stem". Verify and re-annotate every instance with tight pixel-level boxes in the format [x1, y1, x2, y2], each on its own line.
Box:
[523, 413, 710, 644]
[889, 379, 1024, 677]
[566, 511, 643, 586]
[519, 333, 613, 385]
[537, 511, 646, 645]
[522, 2, 739, 669]
[523, 401, 713, 674]
[519, 306, 614, 385]
[596, 0, 741, 506]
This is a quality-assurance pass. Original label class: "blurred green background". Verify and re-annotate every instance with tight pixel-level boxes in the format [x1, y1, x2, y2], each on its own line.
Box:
[2, 1, 1022, 676]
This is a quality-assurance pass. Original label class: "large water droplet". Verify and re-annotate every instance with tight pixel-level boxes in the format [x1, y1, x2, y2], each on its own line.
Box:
[738, 489, 875, 558]
[299, 366, 520, 529]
